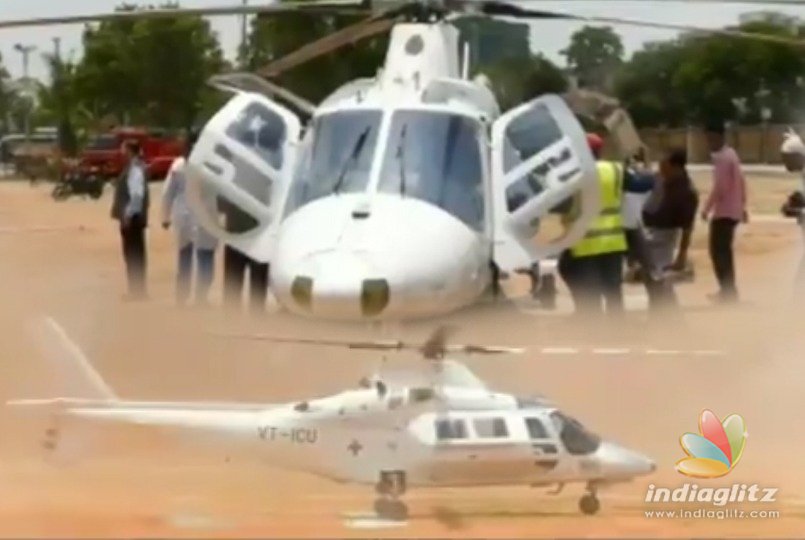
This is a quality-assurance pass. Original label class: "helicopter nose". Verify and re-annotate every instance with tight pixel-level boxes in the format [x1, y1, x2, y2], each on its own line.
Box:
[597, 442, 656, 478]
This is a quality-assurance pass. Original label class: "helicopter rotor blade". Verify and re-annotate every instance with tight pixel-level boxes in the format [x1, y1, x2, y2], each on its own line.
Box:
[477, 1, 805, 48]
[208, 72, 317, 116]
[0, 1, 369, 30]
[211, 325, 524, 358]
[257, 16, 398, 78]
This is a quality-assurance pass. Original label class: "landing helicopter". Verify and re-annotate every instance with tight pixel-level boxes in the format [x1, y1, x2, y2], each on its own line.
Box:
[5, 1, 805, 321]
[9, 319, 655, 521]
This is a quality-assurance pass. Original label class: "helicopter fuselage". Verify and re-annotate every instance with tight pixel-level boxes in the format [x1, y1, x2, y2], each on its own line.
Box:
[187, 21, 600, 321]
[45, 384, 654, 490]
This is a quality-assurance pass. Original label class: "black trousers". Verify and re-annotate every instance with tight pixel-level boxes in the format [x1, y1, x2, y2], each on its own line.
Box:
[223, 246, 269, 313]
[559, 251, 624, 315]
[120, 215, 147, 296]
[625, 227, 679, 311]
[709, 218, 738, 298]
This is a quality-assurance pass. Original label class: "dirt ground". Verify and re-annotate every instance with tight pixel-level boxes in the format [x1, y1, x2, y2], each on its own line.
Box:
[1, 174, 804, 538]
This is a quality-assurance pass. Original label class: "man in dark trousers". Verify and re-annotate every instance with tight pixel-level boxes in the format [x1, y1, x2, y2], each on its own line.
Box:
[701, 121, 747, 303]
[219, 199, 269, 313]
[111, 140, 149, 300]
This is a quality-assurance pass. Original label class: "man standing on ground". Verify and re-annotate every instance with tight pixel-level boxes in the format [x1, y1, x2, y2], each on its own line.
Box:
[701, 121, 747, 303]
[220, 199, 269, 314]
[559, 133, 628, 316]
[779, 129, 805, 292]
[111, 140, 149, 301]
[161, 132, 219, 306]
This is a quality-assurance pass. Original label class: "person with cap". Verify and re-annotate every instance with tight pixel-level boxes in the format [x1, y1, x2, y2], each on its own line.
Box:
[111, 139, 149, 301]
[779, 128, 805, 292]
[161, 131, 219, 306]
[558, 132, 628, 316]
[701, 121, 747, 304]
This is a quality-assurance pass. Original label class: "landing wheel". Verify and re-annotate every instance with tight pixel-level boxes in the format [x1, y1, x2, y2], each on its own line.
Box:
[374, 498, 408, 521]
[579, 493, 600, 515]
[51, 183, 71, 201]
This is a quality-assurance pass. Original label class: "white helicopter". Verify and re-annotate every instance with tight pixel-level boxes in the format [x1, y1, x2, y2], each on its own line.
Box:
[5, 0, 804, 321]
[9, 319, 655, 521]
[183, 0, 805, 322]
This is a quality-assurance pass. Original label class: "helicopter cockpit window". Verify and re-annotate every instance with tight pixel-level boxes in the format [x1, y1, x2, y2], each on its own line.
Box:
[549, 411, 601, 456]
[284, 110, 382, 217]
[378, 111, 485, 231]
[503, 104, 565, 214]
[525, 417, 549, 439]
[226, 102, 286, 170]
[435, 418, 468, 441]
[473, 417, 509, 438]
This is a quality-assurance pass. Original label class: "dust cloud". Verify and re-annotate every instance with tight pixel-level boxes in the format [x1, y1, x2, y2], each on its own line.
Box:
[0, 178, 803, 537]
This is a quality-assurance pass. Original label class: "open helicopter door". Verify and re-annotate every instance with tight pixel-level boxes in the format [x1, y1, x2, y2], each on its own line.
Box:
[490, 94, 600, 273]
[185, 92, 301, 262]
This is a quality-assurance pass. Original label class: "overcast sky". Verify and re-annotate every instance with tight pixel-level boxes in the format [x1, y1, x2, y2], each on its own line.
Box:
[2, 0, 805, 81]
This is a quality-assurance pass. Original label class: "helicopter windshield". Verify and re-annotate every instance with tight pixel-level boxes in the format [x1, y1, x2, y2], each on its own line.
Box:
[549, 411, 601, 456]
[284, 110, 382, 217]
[378, 110, 485, 231]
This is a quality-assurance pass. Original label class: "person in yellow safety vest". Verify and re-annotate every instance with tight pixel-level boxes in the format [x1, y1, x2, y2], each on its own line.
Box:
[558, 133, 628, 315]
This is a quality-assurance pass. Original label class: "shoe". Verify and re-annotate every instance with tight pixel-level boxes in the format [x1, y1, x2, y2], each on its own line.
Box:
[707, 291, 738, 305]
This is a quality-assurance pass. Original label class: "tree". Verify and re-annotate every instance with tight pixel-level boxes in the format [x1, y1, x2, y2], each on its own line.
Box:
[482, 55, 568, 112]
[244, 13, 388, 103]
[0, 53, 18, 133]
[38, 54, 81, 155]
[561, 26, 624, 92]
[615, 21, 805, 127]
[74, 2, 225, 130]
[614, 42, 689, 128]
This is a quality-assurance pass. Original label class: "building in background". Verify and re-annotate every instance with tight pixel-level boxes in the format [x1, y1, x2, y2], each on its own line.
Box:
[453, 17, 530, 74]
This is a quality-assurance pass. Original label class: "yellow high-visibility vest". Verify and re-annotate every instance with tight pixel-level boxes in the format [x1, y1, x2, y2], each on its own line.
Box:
[570, 161, 628, 258]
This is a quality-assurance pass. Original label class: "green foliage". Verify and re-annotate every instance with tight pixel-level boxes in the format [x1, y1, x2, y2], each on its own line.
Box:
[481, 55, 568, 112]
[72, 2, 225, 130]
[0, 53, 19, 133]
[616, 21, 805, 127]
[561, 26, 624, 91]
[244, 13, 388, 103]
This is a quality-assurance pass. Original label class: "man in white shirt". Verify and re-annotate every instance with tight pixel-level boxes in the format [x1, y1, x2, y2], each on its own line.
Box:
[111, 140, 149, 300]
[161, 132, 219, 306]
[779, 129, 805, 292]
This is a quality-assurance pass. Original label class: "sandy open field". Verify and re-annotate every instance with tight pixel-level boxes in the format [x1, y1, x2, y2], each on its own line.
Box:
[1, 172, 805, 537]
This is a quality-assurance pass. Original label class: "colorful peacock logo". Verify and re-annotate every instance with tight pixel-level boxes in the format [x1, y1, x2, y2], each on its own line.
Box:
[676, 410, 747, 479]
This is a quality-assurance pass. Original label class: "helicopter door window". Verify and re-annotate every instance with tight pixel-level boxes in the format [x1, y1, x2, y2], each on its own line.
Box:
[225, 102, 286, 170]
[378, 110, 485, 231]
[549, 411, 602, 456]
[284, 110, 382, 217]
[502, 104, 567, 215]
[525, 417, 549, 439]
[435, 418, 468, 441]
[473, 417, 509, 438]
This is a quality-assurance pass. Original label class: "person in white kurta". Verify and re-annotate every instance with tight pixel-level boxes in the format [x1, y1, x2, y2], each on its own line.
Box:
[161, 137, 219, 305]
[779, 129, 805, 293]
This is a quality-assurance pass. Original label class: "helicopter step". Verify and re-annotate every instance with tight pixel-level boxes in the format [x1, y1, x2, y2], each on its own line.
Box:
[373, 470, 408, 521]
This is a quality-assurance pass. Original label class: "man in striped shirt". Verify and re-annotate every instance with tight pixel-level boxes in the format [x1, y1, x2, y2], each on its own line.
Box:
[701, 121, 747, 303]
